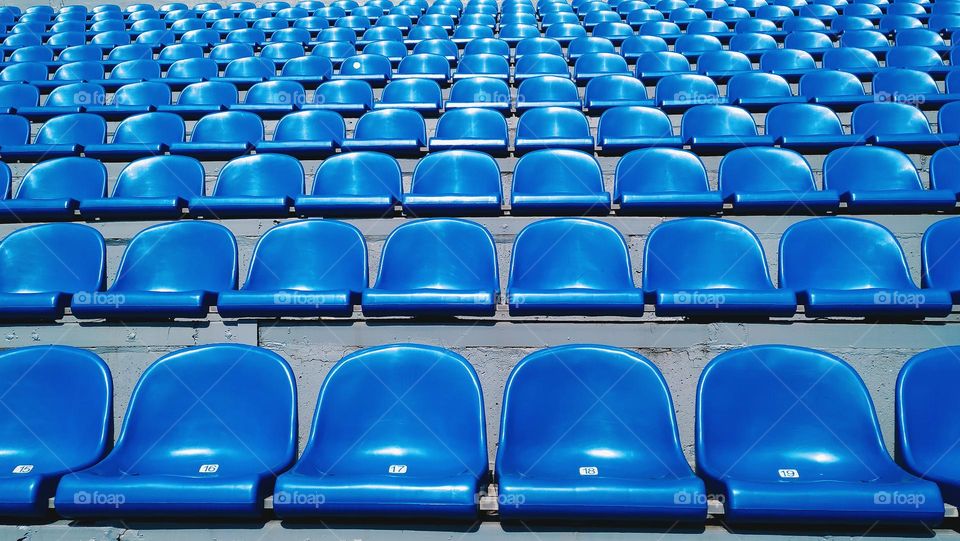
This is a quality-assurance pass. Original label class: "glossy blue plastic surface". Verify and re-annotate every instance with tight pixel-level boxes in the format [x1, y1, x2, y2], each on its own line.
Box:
[598, 106, 684, 152]
[681, 104, 773, 152]
[55, 344, 297, 518]
[0, 345, 112, 518]
[643, 218, 796, 317]
[719, 147, 840, 213]
[158, 81, 239, 118]
[497, 344, 707, 522]
[0, 224, 105, 320]
[698, 345, 944, 526]
[780, 217, 953, 318]
[0, 157, 106, 222]
[429, 108, 509, 156]
[340, 109, 426, 156]
[511, 149, 610, 215]
[823, 146, 957, 213]
[614, 148, 723, 214]
[255, 110, 344, 158]
[274, 344, 486, 519]
[2, 113, 106, 162]
[218, 220, 367, 318]
[70, 222, 238, 320]
[403, 150, 503, 216]
[852, 102, 959, 153]
[79, 155, 204, 220]
[508, 218, 644, 315]
[583, 75, 652, 112]
[514, 107, 596, 153]
[168, 111, 263, 159]
[921, 217, 960, 301]
[445, 77, 512, 112]
[83, 112, 185, 161]
[191, 154, 302, 218]
[362, 219, 498, 316]
[375, 79, 442, 115]
[766, 103, 865, 152]
[896, 346, 960, 505]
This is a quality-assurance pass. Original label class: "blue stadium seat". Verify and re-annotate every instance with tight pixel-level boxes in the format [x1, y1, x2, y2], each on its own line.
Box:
[583, 74, 652, 112]
[336, 53, 392, 86]
[340, 109, 425, 156]
[218, 220, 367, 318]
[643, 218, 796, 317]
[255, 110, 344, 158]
[824, 146, 957, 213]
[1, 113, 105, 162]
[79, 155, 203, 220]
[508, 218, 644, 315]
[70, 222, 237, 319]
[724, 72, 800, 112]
[403, 150, 502, 216]
[515, 52, 571, 81]
[303, 79, 374, 116]
[681, 105, 773, 153]
[719, 147, 841, 214]
[362, 219, 499, 316]
[567, 36, 616, 61]
[614, 148, 722, 214]
[0, 345, 111, 517]
[0, 115, 31, 151]
[696, 51, 753, 79]
[511, 149, 609, 215]
[597, 106, 682, 154]
[765, 103, 865, 153]
[168, 111, 263, 159]
[295, 152, 401, 217]
[798, 69, 871, 111]
[896, 346, 960, 506]
[230, 80, 306, 118]
[497, 345, 707, 522]
[444, 76, 511, 112]
[0, 158, 105, 222]
[189, 154, 302, 218]
[573, 52, 631, 83]
[515, 38, 564, 59]
[1, 63, 48, 85]
[851, 102, 958, 152]
[931, 147, 960, 200]
[635, 51, 692, 79]
[53, 61, 106, 83]
[516, 75, 582, 111]
[779, 217, 952, 318]
[621, 35, 669, 63]
[821, 46, 880, 78]
[872, 68, 952, 108]
[921, 217, 960, 302]
[429, 107, 509, 156]
[412, 38, 459, 63]
[83, 112, 185, 161]
[655, 73, 723, 112]
[698, 345, 945, 525]
[0, 224, 105, 320]
[210, 43, 256, 65]
[362, 40, 408, 64]
[514, 107, 595, 153]
[83, 81, 172, 119]
[55, 344, 296, 518]
[156, 81, 238, 119]
[759, 49, 817, 81]
[277, 56, 334, 86]
[273, 344, 486, 519]
[394, 53, 452, 83]
[374, 78, 443, 115]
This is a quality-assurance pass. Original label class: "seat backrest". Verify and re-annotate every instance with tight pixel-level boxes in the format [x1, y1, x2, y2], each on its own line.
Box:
[851, 102, 933, 137]
[45, 82, 106, 107]
[0, 114, 31, 145]
[297, 344, 486, 478]
[513, 149, 604, 196]
[766, 103, 846, 138]
[798, 69, 865, 98]
[352, 109, 426, 143]
[585, 75, 648, 103]
[224, 56, 276, 78]
[719, 147, 818, 197]
[509, 218, 636, 290]
[53, 60, 105, 81]
[448, 76, 511, 105]
[409, 150, 502, 199]
[681, 105, 759, 138]
[887, 45, 943, 69]
[574, 52, 629, 76]
[515, 52, 570, 76]
[779, 217, 917, 291]
[1, 62, 48, 83]
[0, 223, 106, 296]
[921, 217, 960, 294]
[243, 220, 367, 293]
[109, 59, 161, 80]
[643, 218, 777, 294]
[213, 154, 304, 197]
[822, 46, 880, 70]
[177, 81, 239, 106]
[697, 51, 753, 74]
[615, 147, 710, 197]
[373, 219, 499, 292]
[516, 107, 592, 139]
[517, 75, 580, 103]
[190, 111, 263, 144]
[244, 80, 306, 106]
[210, 42, 255, 61]
[873, 68, 941, 97]
[338, 53, 392, 76]
[824, 146, 924, 192]
[379, 78, 442, 105]
[635, 51, 691, 73]
[655, 73, 720, 103]
[112, 221, 237, 293]
[434, 108, 508, 140]
[280, 56, 333, 78]
[111, 112, 184, 145]
[166, 58, 219, 80]
[896, 346, 960, 475]
[396, 53, 451, 77]
[113, 81, 171, 107]
[113, 155, 205, 199]
[497, 345, 691, 478]
[697, 345, 895, 480]
[931, 146, 960, 192]
[112, 344, 296, 472]
[272, 110, 344, 145]
[0, 345, 111, 472]
[759, 48, 816, 71]
[311, 151, 402, 199]
[17, 157, 107, 200]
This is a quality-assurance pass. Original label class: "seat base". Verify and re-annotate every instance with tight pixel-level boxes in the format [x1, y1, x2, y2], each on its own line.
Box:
[654, 289, 797, 317]
[70, 290, 215, 320]
[802, 288, 953, 318]
[361, 289, 497, 317]
[508, 289, 645, 316]
[217, 289, 354, 318]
